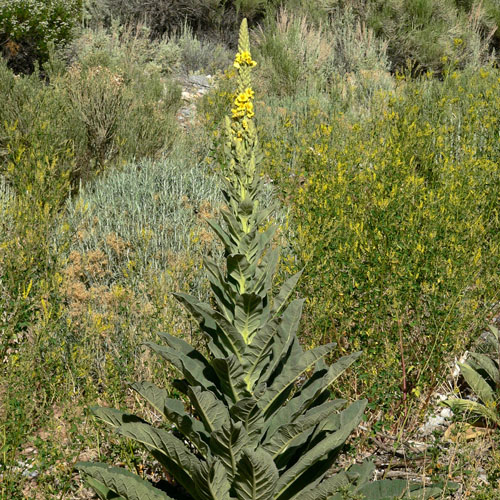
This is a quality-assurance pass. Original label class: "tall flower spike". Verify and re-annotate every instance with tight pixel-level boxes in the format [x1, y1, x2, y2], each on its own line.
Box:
[76, 18, 450, 500]
[235, 19, 256, 95]
[225, 19, 258, 198]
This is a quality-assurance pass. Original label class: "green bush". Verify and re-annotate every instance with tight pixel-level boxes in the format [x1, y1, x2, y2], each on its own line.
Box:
[0, 125, 72, 361]
[0, 0, 82, 73]
[254, 8, 390, 97]
[85, 0, 268, 39]
[0, 30, 182, 185]
[259, 66, 500, 417]
[367, 0, 497, 74]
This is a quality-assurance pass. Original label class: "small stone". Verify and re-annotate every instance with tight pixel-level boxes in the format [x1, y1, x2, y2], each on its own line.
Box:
[187, 75, 210, 87]
[440, 408, 453, 419]
[419, 415, 446, 436]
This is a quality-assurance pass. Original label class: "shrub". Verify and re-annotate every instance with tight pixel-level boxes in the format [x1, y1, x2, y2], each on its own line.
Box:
[86, 0, 267, 39]
[0, 0, 82, 73]
[0, 33, 181, 185]
[175, 23, 233, 74]
[0, 125, 72, 361]
[259, 66, 500, 418]
[367, 0, 497, 74]
[254, 8, 390, 97]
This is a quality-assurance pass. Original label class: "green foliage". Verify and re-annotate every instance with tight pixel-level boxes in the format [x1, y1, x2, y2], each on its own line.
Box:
[174, 23, 233, 75]
[366, 0, 497, 73]
[256, 66, 500, 414]
[0, 0, 82, 73]
[0, 126, 71, 360]
[254, 8, 390, 97]
[84, 0, 268, 38]
[0, 33, 181, 185]
[445, 325, 500, 426]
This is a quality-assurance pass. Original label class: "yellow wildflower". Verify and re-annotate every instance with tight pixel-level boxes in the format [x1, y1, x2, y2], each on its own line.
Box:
[234, 51, 257, 69]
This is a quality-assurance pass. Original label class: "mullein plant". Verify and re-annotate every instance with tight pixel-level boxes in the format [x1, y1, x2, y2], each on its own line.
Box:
[444, 324, 500, 427]
[77, 20, 449, 500]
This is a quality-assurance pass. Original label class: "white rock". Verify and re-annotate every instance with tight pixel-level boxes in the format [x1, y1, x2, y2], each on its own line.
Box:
[440, 408, 453, 419]
[419, 415, 446, 436]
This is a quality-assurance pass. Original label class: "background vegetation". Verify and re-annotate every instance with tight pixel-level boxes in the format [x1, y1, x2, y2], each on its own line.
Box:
[1, 0, 500, 498]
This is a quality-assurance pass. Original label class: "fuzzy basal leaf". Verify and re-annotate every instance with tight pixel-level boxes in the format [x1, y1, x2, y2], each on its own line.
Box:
[260, 342, 338, 417]
[188, 385, 231, 433]
[234, 448, 279, 500]
[459, 362, 496, 404]
[77, 463, 172, 500]
[131, 381, 209, 455]
[196, 460, 232, 500]
[210, 421, 249, 478]
[91, 406, 145, 429]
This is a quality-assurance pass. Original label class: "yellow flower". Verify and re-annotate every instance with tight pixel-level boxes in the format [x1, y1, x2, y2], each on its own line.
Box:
[231, 87, 255, 120]
[233, 51, 257, 69]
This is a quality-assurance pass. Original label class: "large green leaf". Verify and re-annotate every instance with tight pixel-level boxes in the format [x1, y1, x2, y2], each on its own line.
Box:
[297, 471, 350, 500]
[263, 400, 348, 458]
[242, 322, 278, 391]
[355, 479, 443, 499]
[205, 217, 233, 251]
[145, 341, 221, 397]
[204, 256, 235, 322]
[195, 460, 232, 500]
[85, 476, 124, 499]
[221, 209, 247, 247]
[345, 460, 376, 485]
[230, 397, 264, 443]
[234, 448, 278, 500]
[210, 421, 249, 477]
[131, 381, 209, 454]
[76, 462, 171, 500]
[260, 342, 338, 417]
[227, 253, 254, 294]
[188, 386, 230, 432]
[444, 398, 499, 424]
[274, 400, 367, 500]
[271, 270, 303, 319]
[212, 355, 251, 402]
[250, 247, 279, 298]
[459, 362, 496, 404]
[174, 293, 246, 361]
[260, 299, 304, 386]
[266, 352, 361, 438]
[468, 352, 500, 385]
[233, 292, 267, 342]
[289, 352, 361, 420]
[91, 407, 144, 428]
[116, 422, 201, 498]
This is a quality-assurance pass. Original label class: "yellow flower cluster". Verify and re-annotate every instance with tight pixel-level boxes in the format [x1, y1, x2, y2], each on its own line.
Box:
[233, 50, 257, 69]
[231, 88, 255, 119]
[258, 67, 500, 412]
